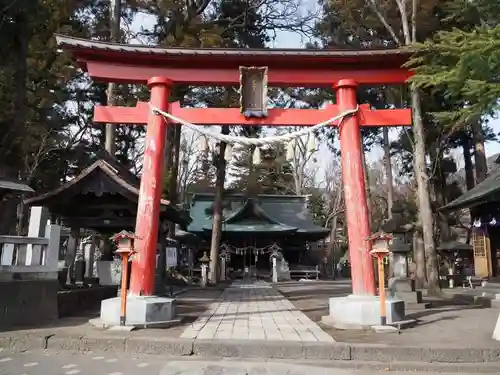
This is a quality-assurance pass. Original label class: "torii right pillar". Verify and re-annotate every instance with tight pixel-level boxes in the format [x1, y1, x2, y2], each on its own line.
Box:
[323, 79, 407, 329]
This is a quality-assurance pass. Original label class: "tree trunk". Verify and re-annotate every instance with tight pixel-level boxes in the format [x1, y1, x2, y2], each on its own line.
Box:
[208, 126, 229, 284]
[413, 224, 427, 289]
[462, 134, 474, 244]
[428, 144, 450, 243]
[411, 85, 440, 294]
[164, 125, 177, 238]
[360, 137, 372, 228]
[14, 11, 29, 235]
[462, 134, 475, 191]
[105, 0, 121, 154]
[471, 121, 488, 183]
[170, 124, 182, 204]
[382, 127, 394, 218]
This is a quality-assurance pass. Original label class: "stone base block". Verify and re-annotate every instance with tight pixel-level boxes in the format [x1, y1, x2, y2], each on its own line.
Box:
[100, 295, 176, 327]
[406, 301, 431, 310]
[394, 290, 423, 304]
[324, 294, 406, 329]
[371, 324, 399, 334]
[493, 313, 500, 341]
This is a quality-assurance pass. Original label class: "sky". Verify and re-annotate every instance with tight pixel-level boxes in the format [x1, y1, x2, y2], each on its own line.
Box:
[130, 10, 500, 182]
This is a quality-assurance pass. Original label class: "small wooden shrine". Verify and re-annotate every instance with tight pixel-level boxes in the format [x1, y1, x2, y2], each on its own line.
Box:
[442, 170, 500, 278]
[24, 152, 189, 233]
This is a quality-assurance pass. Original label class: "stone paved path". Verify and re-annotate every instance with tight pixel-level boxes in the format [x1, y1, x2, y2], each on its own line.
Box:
[180, 280, 334, 342]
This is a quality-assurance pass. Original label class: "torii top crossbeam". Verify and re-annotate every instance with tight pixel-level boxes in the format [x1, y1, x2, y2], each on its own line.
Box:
[56, 34, 413, 301]
[56, 35, 412, 86]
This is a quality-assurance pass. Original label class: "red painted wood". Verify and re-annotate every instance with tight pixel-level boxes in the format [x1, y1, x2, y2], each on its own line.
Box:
[129, 77, 171, 296]
[336, 79, 376, 296]
[94, 102, 412, 127]
[86, 61, 412, 86]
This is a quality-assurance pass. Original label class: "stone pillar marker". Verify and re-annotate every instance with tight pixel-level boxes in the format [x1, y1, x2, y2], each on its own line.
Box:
[200, 252, 210, 288]
[272, 256, 278, 283]
[44, 223, 62, 275]
[26, 206, 49, 265]
[220, 253, 227, 281]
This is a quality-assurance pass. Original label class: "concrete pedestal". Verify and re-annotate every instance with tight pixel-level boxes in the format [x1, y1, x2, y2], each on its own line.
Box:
[322, 294, 407, 329]
[99, 295, 176, 328]
[493, 313, 500, 341]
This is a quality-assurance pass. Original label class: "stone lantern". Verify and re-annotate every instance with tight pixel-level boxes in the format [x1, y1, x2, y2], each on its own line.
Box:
[381, 202, 428, 309]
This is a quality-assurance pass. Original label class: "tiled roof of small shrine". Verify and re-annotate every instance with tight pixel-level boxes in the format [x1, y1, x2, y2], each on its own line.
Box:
[441, 169, 500, 211]
[24, 151, 190, 227]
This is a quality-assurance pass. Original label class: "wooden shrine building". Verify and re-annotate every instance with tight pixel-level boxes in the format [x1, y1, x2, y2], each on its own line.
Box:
[442, 170, 500, 278]
[24, 153, 189, 234]
[187, 194, 328, 272]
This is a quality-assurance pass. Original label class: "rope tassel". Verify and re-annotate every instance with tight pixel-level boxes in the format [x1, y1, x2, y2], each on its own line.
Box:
[252, 147, 261, 165]
[224, 143, 233, 161]
[307, 134, 316, 152]
[199, 136, 209, 153]
[286, 139, 296, 161]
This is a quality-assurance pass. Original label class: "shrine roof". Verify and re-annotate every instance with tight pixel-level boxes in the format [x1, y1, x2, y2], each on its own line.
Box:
[187, 193, 328, 239]
[55, 34, 412, 70]
[441, 169, 500, 211]
[0, 179, 34, 193]
[24, 152, 189, 227]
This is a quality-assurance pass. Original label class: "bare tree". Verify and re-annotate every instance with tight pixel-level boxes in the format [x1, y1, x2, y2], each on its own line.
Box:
[105, 0, 122, 155]
[382, 127, 394, 218]
[289, 133, 319, 194]
[177, 129, 202, 202]
[17, 130, 59, 234]
[133, 0, 318, 44]
[321, 158, 345, 274]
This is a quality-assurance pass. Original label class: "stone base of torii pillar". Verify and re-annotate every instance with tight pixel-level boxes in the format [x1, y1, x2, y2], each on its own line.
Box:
[98, 295, 178, 329]
[493, 313, 500, 341]
[322, 295, 408, 330]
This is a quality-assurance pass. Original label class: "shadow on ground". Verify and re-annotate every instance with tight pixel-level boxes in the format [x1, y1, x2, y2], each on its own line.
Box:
[277, 279, 500, 348]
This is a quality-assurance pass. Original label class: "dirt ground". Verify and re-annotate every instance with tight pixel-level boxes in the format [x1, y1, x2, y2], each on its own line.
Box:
[277, 280, 500, 348]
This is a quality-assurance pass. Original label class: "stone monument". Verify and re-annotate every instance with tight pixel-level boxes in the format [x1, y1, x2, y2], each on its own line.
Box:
[200, 252, 210, 287]
[382, 202, 429, 310]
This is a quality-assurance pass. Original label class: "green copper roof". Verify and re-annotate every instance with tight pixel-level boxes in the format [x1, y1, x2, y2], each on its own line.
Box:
[187, 194, 328, 238]
[202, 220, 298, 233]
[441, 169, 500, 211]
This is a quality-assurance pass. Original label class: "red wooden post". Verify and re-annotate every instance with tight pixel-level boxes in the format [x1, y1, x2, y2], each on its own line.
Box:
[335, 79, 376, 296]
[129, 77, 171, 296]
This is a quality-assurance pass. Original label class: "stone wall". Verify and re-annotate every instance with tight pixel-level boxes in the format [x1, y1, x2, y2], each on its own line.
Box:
[58, 286, 117, 317]
[0, 279, 59, 330]
[0, 281, 118, 329]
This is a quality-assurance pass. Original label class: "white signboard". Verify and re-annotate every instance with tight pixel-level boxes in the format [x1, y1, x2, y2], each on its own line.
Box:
[166, 247, 177, 268]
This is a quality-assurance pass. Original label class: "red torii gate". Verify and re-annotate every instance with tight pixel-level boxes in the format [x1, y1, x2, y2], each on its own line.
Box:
[56, 35, 413, 299]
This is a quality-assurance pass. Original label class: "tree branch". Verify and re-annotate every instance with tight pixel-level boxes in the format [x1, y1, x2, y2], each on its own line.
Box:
[366, 0, 401, 46]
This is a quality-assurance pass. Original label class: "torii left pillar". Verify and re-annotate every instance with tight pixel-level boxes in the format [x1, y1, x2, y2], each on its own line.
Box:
[99, 77, 177, 327]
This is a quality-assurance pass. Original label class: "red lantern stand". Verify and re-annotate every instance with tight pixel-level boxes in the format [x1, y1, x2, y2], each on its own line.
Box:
[110, 230, 138, 326]
[367, 232, 393, 326]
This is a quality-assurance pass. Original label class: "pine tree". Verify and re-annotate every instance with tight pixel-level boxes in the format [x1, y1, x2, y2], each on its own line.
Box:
[410, 24, 500, 127]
